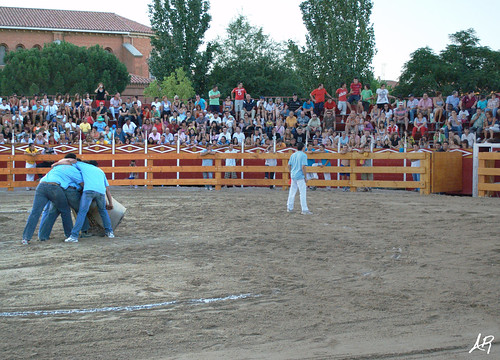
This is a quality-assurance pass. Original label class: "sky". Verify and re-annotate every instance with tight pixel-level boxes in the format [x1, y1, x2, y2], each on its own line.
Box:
[2, 0, 499, 81]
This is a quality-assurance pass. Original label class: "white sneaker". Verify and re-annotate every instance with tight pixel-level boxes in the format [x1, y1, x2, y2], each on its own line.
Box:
[21, 239, 29, 245]
[106, 232, 115, 238]
[301, 210, 313, 215]
[64, 236, 78, 243]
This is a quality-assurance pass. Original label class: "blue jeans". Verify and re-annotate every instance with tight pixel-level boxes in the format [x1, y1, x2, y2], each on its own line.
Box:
[203, 172, 213, 189]
[445, 125, 462, 139]
[38, 188, 89, 240]
[409, 109, 417, 122]
[412, 173, 420, 191]
[71, 191, 112, 238]
[22, 182, 73, 241]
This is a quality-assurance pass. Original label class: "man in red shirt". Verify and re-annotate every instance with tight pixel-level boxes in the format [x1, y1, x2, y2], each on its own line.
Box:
[310, 83, 332, 117]
[231, 82, 247, 121]
[348, 77, 362, 114]
[336, 82, 349, 122]
[387, 119, 399, 135]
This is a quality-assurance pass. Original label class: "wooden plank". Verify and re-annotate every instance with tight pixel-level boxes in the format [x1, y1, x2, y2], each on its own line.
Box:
[349, 166, 424, 174]
[352, 180, 423, 188]
[303, 180, 350, 186]
[478, 168, 500, 176]
[478, 183, 500, 191]
[478, 159, 486, 197]
[218, 166, 287, 173]
[478, 152, 500, 160]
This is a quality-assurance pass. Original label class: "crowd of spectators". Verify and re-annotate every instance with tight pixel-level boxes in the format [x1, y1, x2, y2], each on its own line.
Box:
[0, 80, 499, 153]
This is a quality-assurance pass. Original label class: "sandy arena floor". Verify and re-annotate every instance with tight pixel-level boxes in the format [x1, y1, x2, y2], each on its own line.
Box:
[0, 187, 498, 359]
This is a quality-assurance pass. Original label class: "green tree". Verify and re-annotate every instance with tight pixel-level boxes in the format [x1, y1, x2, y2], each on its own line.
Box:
[148, 0, 213, 93]
[0, 42, 129, 95]
[208, 16, 302, 98]
[395, 29, 500, 97]
[289, 0, 376, 93]
[144, 67, 195, 100]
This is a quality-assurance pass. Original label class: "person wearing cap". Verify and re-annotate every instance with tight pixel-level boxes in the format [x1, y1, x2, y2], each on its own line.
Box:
[21, 162, 77, 245]
[93, 116, 106, 133]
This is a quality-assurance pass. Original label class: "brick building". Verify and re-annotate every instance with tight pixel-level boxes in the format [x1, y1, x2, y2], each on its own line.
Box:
[0, 6, 153, 97]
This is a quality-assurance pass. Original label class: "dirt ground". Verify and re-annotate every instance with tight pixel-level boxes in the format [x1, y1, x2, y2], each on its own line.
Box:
[0, 187, 498, 360]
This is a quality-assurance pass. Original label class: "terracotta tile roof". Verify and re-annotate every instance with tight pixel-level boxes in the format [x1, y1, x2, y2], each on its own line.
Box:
[130, 74, 154, 85]
[0, 6, 152, 34]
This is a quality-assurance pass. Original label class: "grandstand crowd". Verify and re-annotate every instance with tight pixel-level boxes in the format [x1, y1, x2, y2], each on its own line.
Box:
[0, 80, 499, 152]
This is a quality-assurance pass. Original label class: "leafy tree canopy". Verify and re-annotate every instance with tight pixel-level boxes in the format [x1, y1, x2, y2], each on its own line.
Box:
[0, 42, 130, 96]
[208, 15, 302, 98]
[289, 0, 376, 93]
[148, 0, 213, 94]
[144, 67, 195, 100]
[394, 29, 500, 97]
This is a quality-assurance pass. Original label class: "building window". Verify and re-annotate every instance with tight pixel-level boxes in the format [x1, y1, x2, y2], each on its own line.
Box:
[16, 44, 25, 51]
[0, 44, 7, 66]
[33, 44, 42, 50]
[105, 47, 113, 54]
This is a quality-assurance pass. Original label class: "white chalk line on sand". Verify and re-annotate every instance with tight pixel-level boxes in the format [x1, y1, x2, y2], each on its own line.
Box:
[0, 293, 261, 317]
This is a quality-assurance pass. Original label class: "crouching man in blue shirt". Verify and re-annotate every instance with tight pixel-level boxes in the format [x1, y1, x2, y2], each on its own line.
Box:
[22, 165, 75, 245]
[53, 158, 115, 243]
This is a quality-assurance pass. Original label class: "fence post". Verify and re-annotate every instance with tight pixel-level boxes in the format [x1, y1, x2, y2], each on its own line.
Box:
[7, 155, 13, 191]
[478, 157, 487, 197]
[11, 142, 15, 185]
[349, 152, 357, 192]
[214, 156, 221, 191]
[421, 152, 431, 195]
[111, 134, 115, 181]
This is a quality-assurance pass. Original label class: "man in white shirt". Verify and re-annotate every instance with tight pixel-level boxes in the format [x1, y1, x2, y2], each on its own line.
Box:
[232, 126, 245, 144]
[163, 128, 174, 144]
[45, 100, 58, 121]
[123, 118, 137, 137]
[148, 127, 161, 144]
[224, 143, 238, 182]
[109, 93, 122, 120]
[0, 98, 10, 115]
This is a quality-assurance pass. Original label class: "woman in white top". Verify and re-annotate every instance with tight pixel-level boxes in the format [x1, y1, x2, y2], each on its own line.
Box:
[264, 99, 275, 121]
[376, 84, 394, 108]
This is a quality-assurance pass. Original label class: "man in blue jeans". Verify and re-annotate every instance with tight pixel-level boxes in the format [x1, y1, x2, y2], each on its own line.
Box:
[21, 165, 76, 245]
[53, 158, 115, 243]
[287, 142, 312, 215]
[38, 155, 91, 240]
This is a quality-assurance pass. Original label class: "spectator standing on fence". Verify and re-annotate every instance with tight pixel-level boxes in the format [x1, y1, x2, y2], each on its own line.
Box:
[287, 142, 312, 215]
[231, 82, 246, 122]
[208, 85, 221, 114]
[310, 83, 332, 117]
[94, 83, 109, 106]
[201, 143, 215, 190]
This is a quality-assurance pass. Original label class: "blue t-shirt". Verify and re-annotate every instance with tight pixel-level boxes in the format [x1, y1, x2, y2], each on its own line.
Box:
[201, 149, 213, 166]
[41, 165, 83, 190]
[288, 150, 308, 180]
[303, 101, 313, 110]
[94, 121, 106, 133]
[75, 161, 109, 194]
[195, 98, 207, 111]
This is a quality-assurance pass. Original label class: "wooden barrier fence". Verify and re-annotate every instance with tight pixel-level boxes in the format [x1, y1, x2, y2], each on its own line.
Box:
[0, 151, 431, 194]
[477, 152, 500, 197]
